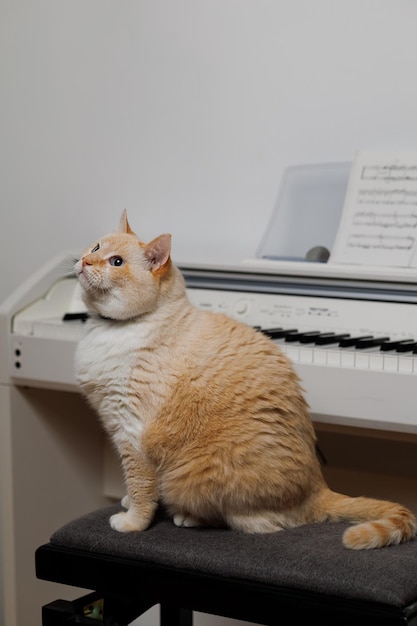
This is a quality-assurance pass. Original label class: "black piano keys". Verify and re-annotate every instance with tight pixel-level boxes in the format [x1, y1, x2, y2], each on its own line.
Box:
[313, 332, 351, 345]
[260, 328, 298, 339]
[260, 326, 417, 357]
[338, 335, 374, 348]
[380, 339, 417, 352]
[355, 336, 391, 350]
[285, 330, 318, 342]
[63, 312, 90, 322]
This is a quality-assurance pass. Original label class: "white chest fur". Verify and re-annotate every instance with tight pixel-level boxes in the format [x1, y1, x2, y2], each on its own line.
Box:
[74, 318, 154, 440]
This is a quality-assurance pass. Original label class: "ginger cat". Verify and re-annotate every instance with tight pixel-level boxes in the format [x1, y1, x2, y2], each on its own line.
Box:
[74, 210, 416, 549]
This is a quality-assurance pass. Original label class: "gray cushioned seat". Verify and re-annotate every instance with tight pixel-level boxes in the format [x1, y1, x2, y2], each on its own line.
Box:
[36, 504, 417, 626]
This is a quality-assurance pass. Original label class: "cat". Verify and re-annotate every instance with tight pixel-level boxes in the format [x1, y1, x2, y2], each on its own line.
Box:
[74, 209, 417, 550]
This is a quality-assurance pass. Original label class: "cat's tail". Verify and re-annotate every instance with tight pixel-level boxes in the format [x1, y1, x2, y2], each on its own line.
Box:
[313, 488, 417, 549]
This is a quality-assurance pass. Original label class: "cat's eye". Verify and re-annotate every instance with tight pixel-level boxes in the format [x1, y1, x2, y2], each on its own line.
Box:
[109, 256, 124, 267]
[91, 243, 100, 253]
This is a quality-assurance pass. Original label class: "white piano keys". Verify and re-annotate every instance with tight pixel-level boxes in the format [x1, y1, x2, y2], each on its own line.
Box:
[283, 345, 299, 361]
[354, 352, 370, 370]
[383, 355, 399, 372]
[340, 350, 355, 369]
[326, 349, 341, 367]
[280, 340, 417, 376]
[298, 347, 313, 364]
[312, 348, 327, 365]
[399, 356, 414, 374]
[369, 353, 384, 371]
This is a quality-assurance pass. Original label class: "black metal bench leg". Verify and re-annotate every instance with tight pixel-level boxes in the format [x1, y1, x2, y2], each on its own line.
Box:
[42, 594, 104, 626]
[42, 592, 158, 626]
[42, 599, 76, 626]
[160, 604, 193, 626]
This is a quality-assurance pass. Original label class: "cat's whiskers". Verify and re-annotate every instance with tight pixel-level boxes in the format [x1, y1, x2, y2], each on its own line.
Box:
[59, 258, 79, 279]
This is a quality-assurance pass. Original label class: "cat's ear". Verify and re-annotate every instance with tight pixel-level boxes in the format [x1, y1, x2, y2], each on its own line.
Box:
[118, 209, 135, 235]
[143, 234, 172, 273]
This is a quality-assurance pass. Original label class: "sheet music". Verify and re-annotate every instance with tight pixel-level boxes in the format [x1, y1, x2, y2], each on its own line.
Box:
[329, 151, 417, 267]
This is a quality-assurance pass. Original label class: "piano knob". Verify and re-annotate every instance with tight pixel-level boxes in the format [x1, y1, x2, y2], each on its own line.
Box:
[234, 301, 249, 315]
[305, 246, 330, 263]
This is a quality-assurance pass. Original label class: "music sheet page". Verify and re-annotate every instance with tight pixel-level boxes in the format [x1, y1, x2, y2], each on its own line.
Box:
[330, 150, 417, 267]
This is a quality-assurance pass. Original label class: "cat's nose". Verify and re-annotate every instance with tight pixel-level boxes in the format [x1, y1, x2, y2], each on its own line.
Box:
[82, 258, 92, 267]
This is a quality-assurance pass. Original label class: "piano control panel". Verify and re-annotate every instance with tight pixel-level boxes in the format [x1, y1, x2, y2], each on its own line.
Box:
[185, 288, 417, 374]
[2, 257, 417, 433]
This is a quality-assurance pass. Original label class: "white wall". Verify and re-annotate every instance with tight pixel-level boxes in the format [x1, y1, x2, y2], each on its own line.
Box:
[2, 0, 417, 302]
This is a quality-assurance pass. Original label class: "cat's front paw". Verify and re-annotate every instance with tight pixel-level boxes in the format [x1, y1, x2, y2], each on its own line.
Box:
[110, 511, 151, 533]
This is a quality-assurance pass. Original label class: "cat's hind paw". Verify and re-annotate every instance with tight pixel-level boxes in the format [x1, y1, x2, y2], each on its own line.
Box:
[121, 495, 130, 509]
[110, 511, 150, 533]
[173, 513, 202, 528]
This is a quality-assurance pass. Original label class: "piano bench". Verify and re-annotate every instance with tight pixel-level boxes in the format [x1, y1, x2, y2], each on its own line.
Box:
[35, 504, 417, 626]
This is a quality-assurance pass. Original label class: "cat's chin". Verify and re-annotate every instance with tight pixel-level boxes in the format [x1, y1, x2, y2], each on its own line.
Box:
[76, 271, 92, 294]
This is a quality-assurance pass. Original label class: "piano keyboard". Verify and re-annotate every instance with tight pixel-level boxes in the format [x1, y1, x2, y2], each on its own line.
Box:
[54, 318, 417, 374]
[259, 327, 417, 374]
[4, 265, 417, 431]
[10, 281, 417, 380]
